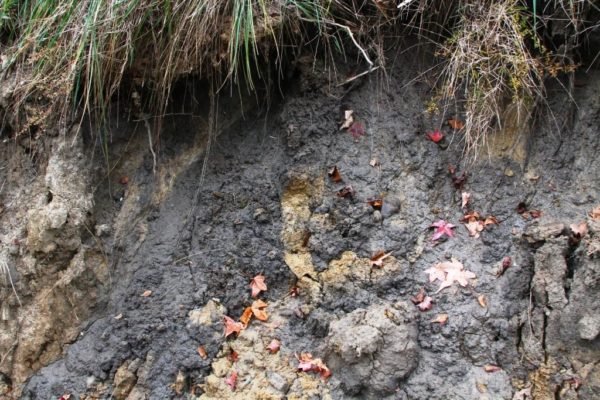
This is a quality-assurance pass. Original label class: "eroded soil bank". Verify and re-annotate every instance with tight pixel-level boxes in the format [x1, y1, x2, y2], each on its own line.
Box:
[1, 47, 600, 400]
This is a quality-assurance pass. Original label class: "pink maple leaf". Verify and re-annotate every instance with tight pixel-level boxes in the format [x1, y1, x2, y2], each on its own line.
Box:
[417, 296, 433, 311]
[266, 339, 281, 354]
[430, 220, 456, 241]
[225, 371, 237, 390]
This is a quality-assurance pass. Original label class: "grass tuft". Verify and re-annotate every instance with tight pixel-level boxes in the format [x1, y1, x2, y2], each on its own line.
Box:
[0, 0, 596, 157]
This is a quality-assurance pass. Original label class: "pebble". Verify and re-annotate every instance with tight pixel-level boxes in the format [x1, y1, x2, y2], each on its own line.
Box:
[372, 210, 383, 223]
[267, 371, 290, 393]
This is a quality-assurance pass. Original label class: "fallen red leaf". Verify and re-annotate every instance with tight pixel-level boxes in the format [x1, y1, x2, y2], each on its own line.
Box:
[367, 198, 383, 210]
[225, 371, 238, 390]
[119, 176, 129, 185]
[410, 288, 426, 304]
[240, 307, 253, 327]
[570, 222, 588, 238]
[410, 288, 433, 311]
[250, 274, 267, 298]
[496, 256, 512, 277]
[452, 172, 467, 189]
[425, 258, 476, 293]
[431, 314, 448, 324]
[328, 166, 343, 183]
[484, 365, 502, 373]
[251, 300, 269, 322]
[227, 350, 239, 362]
[483, 216, 498, 226]
[565, 376, 582, 390]
[224, 316, 243, 337]
[529, 210, 542, 219]
[430, 220, 456, 241]
[267, 339, 281, 354]
[337, 185, 354, 199]
[289, 285, 300, 297]
[461, 211, 480, 222]
[349, 122, 365, 139]
[297, 353, 331, 378]
[417, 296, 433, 311]
[477, 294, 487, 308]
[59, 395, 71, 400]
[461, 192, 471, 209]
[198, 346, 207, 359]
[370, 250, 392, 268]
[426, 130, 444, 143]
[516, 202, 528, 214]
[465, 220, 484, 238]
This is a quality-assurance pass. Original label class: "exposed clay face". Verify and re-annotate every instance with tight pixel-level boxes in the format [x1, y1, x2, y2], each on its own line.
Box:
[1, 49, 600, 400]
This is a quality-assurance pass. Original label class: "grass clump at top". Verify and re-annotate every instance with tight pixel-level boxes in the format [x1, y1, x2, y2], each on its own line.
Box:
[0, 1, 398, 134]
[0, 0, 595, 156]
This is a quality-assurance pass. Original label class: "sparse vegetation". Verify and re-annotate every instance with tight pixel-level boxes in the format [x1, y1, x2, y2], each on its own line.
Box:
[0, 0, 597, 153]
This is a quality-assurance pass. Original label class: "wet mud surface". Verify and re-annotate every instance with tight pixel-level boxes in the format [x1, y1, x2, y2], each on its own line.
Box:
[15, 51, 600, 399]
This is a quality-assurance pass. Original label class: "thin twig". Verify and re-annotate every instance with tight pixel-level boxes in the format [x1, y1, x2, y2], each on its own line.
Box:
[143, 115, 157, 175]
[326, 21, 374, 69]
[0, 340, 18, 367]
[1, 259, 22, 307]
[336, 66, 380, 86]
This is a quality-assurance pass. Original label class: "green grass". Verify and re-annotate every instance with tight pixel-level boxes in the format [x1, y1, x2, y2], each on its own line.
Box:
[0, 0, 594, 152]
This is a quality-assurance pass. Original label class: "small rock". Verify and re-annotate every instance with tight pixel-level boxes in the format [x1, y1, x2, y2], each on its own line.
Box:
[578, 315, 600, 340]
[523, 222, 565, 243]
[267, 371, 290, 393]
[8, 243, 19, 256]
[380, 197, 401, 218]
[95, 224, 111, 237]
[170, 371, 186, 396]
[372, 210, 383, 223]
[188, 299, 226, 326]
[253, 208, 269, 223]
[326, 302, 419, 396]
[112, 362, 137, 400]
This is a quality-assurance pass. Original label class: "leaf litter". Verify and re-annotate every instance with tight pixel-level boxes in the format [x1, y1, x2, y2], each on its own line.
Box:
[250, 274, 267, 298]
[425, 258, 476, 293]
[297, 353, 331, 378]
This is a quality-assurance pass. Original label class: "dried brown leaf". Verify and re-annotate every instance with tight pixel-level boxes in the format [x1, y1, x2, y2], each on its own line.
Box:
[250, 274, 267, 298]
[198, 345, 207, 359]
[484, 364, 502, 373]
[251, 299, 269, 322]
[370, 251, 392, 268]
[431, 314, 448, 324]
[223, 316, 243, 337]
[328, 166, 343, 183]
[461, 192, 471, 209]
[477, 294, 487, 308]
[267, 339, 281, 354]
[448, 118, 465, 130]
[570, 221, 588, 238]
[340, 110, 354, 130]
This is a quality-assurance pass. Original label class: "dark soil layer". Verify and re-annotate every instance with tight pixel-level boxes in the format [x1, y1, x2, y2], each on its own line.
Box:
[17, 48, 600, 399]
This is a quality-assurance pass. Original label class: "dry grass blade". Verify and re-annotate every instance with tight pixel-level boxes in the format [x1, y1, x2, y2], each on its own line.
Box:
[437, 0, 546, 157]
[0, 256, 22, 307]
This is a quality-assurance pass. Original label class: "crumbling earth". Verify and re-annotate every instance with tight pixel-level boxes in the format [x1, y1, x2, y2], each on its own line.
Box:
[0, 48, 599, 400]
